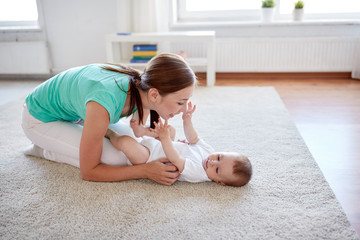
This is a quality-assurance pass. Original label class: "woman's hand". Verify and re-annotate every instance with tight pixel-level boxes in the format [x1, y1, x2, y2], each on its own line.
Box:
[145, 158, 179, 185]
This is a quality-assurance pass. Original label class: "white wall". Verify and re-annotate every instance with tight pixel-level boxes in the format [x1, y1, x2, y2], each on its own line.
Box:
[1, 0, 359, 75]
[42, 0, 118, 73]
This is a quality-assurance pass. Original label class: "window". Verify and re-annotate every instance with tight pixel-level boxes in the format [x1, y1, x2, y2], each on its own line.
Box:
[185, 0, 258, 11]
[177, 0, 260, 21]
[279, 0, 360, 14]
[0, 0, 39, 28]
[177, 0, 360, 22]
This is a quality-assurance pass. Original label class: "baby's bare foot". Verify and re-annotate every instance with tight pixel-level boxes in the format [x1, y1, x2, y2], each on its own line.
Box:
[130, 119, 145, 138]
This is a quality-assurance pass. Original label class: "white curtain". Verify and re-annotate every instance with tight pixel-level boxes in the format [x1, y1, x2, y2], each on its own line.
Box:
[132, 0, 157, 32]
[115, 0, 168, 33]
[117, 0, 170, 33]
[352, 38, 360, 79]
[116, 0, 131, 33]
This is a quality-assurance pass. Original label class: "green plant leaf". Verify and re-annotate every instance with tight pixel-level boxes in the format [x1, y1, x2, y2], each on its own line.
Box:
[294, 1, 304, 9]
[262, 0, 275, 8]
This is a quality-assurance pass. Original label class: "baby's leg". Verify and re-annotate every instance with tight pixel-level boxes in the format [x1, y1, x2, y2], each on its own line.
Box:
[106, 129, 149, 165]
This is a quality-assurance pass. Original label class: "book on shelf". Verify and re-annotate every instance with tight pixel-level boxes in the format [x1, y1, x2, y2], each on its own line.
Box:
[132, 56, 153, 60]
[130, 44, 157, 63]
[130, 59, 151, 63]
[133, 44, 157, 51]
[132, 51, 157, 57]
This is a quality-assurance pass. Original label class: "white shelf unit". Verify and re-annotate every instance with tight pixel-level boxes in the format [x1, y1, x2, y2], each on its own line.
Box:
[105, 31, 216, 86]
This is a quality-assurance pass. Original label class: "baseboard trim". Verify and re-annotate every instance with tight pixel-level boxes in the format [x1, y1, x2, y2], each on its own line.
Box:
[196, 72, 352, 80]
[0, 74, 51, 81]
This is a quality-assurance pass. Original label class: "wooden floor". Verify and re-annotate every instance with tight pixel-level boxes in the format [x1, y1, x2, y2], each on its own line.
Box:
[198, 73, 360, 236]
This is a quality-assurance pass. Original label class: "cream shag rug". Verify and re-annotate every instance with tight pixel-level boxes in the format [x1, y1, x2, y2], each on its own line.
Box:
[0, 87, 358, 240]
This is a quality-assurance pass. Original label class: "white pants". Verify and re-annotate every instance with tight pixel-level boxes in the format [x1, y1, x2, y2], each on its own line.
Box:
[21, 104, 131, 168]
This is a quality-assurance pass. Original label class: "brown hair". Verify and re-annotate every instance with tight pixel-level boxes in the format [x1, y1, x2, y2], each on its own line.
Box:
[227, 155, 252, 187]
[102, 53, 197, 125]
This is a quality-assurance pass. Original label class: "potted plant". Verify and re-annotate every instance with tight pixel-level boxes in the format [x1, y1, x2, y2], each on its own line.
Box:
[261, 0, 276, 22]
[293, 1, 304, 21]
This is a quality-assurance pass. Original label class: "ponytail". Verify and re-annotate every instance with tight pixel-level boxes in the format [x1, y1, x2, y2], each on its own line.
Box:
[101, 64, 146, 124]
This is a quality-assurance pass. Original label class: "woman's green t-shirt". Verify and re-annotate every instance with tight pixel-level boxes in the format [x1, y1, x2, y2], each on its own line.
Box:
[26, 64, 132, 124]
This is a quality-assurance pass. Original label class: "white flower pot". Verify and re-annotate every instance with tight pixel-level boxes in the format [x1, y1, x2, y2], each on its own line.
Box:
[261, 8, 275, 22]
[293, 9, 304, 21]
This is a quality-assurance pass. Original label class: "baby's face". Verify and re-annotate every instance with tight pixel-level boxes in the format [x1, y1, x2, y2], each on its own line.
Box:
[202, 152, 239, 185]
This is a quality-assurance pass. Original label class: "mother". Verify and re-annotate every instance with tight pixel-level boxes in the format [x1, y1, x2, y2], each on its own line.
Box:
[22, 53, 196, 185]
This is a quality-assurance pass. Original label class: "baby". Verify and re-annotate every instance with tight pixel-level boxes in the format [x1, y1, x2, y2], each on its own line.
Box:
[106, 102, 252, 187]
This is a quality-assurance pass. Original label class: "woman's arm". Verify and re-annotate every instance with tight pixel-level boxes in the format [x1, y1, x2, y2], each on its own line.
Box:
[79, 101, 179, 185]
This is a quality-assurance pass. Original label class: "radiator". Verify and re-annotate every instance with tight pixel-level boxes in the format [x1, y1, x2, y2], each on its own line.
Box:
[171, 37, 357, 72]
[0, 41, 50, 74]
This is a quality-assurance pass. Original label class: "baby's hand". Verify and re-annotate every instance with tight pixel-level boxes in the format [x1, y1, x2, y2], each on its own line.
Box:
[153, 118, 170, 141]
[182, 101, 196, 121]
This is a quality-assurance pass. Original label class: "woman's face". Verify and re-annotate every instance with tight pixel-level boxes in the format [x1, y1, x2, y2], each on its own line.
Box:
[155, 85, 194, 120]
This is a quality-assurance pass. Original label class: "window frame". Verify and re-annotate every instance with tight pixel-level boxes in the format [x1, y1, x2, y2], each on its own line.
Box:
[176, 0, 360, 23]
[0, 0, 42, 30]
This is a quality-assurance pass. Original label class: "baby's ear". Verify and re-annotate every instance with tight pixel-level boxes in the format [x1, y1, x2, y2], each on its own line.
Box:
[217, 181, 226, 186]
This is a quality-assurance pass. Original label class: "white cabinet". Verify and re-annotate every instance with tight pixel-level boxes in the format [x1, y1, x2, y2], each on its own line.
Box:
[105, 31, 216, 86]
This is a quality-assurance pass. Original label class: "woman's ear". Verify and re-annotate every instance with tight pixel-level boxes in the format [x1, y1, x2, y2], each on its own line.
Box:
[148, 88, 160, 103]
